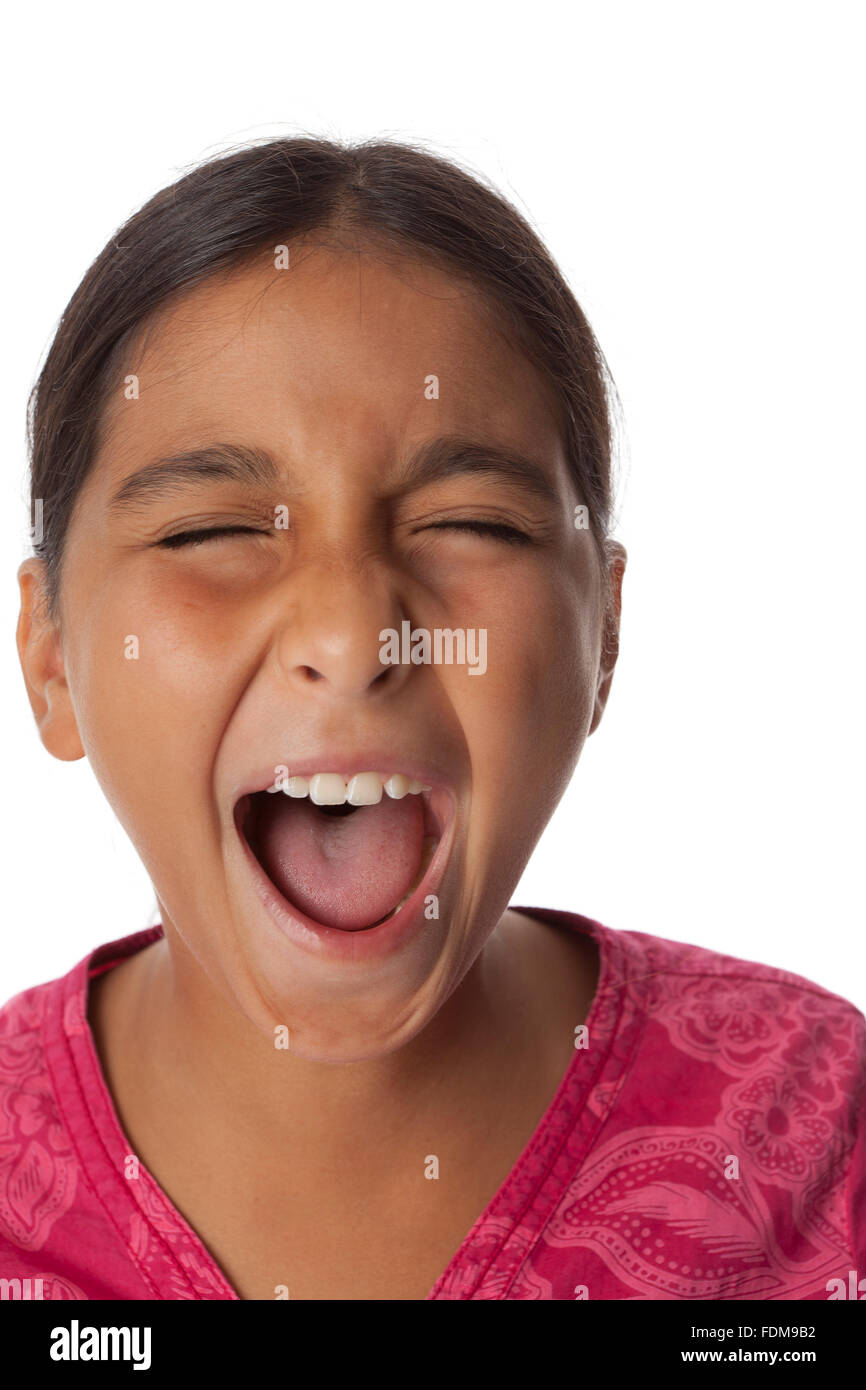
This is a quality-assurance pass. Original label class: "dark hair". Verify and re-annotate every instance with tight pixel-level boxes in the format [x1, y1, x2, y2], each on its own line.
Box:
[26, 135, 620, 620]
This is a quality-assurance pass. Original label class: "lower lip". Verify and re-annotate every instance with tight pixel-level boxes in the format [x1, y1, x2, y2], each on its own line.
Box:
[233, 788, 457, 963]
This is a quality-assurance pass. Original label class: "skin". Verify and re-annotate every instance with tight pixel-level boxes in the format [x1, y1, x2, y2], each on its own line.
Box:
[16, 236, 626, 1298]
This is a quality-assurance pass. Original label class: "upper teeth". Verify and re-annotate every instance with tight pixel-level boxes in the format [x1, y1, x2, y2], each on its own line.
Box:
[265, 771, 431, 805]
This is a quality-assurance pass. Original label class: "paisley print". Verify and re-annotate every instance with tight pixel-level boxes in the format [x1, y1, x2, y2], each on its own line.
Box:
[0, 1005, 78, 1252]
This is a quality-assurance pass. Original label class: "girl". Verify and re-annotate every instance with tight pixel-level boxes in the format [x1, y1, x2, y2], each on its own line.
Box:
[3, 137, 863, 1300]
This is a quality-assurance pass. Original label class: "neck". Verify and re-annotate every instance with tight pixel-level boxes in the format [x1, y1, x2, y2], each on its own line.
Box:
[89, 908, 596, 1177]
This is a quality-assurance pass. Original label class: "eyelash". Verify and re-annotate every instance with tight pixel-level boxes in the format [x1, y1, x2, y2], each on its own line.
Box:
[157, 520, 532, 549]
[157, 525, 267, 550]
[420, 521, 531, 545]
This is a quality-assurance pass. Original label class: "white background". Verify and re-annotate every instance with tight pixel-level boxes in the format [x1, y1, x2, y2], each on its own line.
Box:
[2, 1, 863, 1008]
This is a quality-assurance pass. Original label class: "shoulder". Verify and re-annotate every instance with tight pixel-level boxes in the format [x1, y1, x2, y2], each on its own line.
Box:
[0, 973, 63, 1034]
[608, 923, 866, 1054]
[0, 924, 164, 1041]
[586, 919, 866, 1094]
[598, 924, 866, 1256]
[602, 916, 859, 996]
[0, 963, 81, 1275]
[518, 905, 866, 1041]
[518, 915, 866, 1295]
[0, 945, 86, 1096]
[0, 929, 165, 1299]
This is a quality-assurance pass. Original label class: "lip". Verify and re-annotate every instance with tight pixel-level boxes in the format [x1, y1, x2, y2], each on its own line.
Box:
[229, 763, 458, 964]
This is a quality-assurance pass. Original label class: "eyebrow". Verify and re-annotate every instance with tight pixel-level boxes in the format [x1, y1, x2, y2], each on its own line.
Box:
[107, 435, 561, 512]
[108, 444, 279, 511]
[396, 435, 560, 506]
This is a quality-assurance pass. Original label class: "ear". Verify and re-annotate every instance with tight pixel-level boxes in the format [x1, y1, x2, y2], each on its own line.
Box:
[16, 558, 85, 761]
[588, 540, 626, 736]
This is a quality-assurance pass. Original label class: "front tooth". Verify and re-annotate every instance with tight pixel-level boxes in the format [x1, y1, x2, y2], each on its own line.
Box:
[309, 773, 348, 805]
[284, 776, 310, 798]
[384, 773, 411, 799]
[347, 772, 383, 805]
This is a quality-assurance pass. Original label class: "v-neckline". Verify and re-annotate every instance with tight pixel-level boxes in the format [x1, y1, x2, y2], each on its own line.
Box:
[48, 907, 626, 1299]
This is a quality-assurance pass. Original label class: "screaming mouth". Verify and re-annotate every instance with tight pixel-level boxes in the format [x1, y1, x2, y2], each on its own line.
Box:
[234, 772, 444, 932]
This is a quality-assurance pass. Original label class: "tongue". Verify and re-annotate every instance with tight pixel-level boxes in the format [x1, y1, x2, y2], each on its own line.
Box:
[254, 792, 425, 930]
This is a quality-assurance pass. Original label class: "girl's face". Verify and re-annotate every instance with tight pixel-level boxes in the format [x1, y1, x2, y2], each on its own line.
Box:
[19, 241, 622, 1061]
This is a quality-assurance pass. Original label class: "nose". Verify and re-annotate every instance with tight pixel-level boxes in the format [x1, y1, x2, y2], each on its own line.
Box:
[273, 556, 413, 702]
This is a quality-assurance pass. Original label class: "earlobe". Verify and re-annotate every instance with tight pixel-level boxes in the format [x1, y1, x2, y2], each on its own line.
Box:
[16, 559, 85, 761]
[588, 541, 626, 737]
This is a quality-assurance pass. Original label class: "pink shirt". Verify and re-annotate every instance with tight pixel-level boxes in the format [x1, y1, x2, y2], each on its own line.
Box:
[1, 909, 863, 1300]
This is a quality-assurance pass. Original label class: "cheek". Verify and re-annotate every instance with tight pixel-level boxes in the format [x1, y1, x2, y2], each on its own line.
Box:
[453, 566, 597, 819]
[67, 567, 249, 827]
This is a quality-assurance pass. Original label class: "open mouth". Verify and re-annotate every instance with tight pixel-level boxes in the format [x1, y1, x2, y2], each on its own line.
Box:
[233, 773, 446, 933]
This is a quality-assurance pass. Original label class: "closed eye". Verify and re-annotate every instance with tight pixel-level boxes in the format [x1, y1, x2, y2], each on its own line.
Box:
[156, 519, 533, 549]
[420, 520, 532, 545]
[156, 525, 270, 549]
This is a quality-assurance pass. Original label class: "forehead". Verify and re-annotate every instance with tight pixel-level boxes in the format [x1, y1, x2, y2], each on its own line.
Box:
[95, 240, 567, 479]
